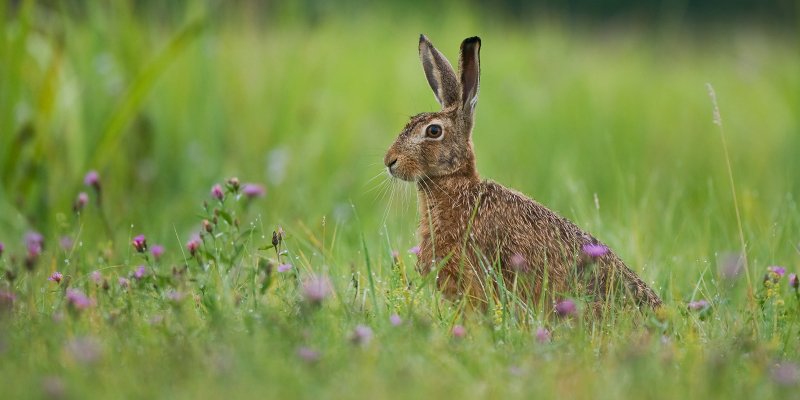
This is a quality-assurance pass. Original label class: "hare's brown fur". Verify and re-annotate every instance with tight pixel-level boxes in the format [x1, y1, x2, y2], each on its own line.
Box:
[385, 35, 662, 311]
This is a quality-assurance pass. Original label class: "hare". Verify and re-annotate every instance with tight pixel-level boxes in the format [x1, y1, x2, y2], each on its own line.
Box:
[383, 35, 662, 312]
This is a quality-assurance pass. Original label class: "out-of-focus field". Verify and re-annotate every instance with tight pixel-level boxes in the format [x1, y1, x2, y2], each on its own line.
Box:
[0, 2, 799, 399]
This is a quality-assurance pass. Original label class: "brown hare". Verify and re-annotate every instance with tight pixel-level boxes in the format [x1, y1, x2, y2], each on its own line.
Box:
[384, 35, 662, 312]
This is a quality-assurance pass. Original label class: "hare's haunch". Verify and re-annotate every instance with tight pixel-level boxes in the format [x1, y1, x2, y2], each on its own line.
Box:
[384, 35, 662, 311]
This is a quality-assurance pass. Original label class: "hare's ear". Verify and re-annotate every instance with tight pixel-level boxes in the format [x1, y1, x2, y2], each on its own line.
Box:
[459, 36, 481, 113]
[419, 34, 459, 108]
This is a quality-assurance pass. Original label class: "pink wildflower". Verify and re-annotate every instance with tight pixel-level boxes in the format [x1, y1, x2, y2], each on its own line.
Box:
[452, 324, 466, 339]
[66, 289, 94, 309]
[554, 299, 577, 317]
[132, 234, 147, 253]
[350, 325, 374, 346]
[242, 184, 266, 199]
[535, 327, 551, 343]
[48, 271, 63, 284]
[582, 243, 608, 258]
[302, 275, 332, 305]
[211, 184, 224, 200]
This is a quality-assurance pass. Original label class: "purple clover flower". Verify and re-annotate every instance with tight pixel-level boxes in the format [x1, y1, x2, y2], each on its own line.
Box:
[350, 325, 374, 346]
[131, 234, 147, 253]
[66, 289, 94, 309]
[535, 327, 551, 343]
[0, 241, 4, 257]
[118, 277, 130, 288]
[582, 243, 608, 258]
[83, 170, 100, 188]
[389, 314, 403, 326]
[554, 299, 577, 317]
[151, 244, 165, 260]
[767, 266, 786, 278]
[297, 347, 321, 363]
[48, 271, 63, 284]
[771, 362, 800, 386]
[211, 184, 224, 201]
[687, 299, 710, 311]
[74, 192, 89, 212]
[302, 274, 332, 305]
[90, 271, 103, 284]
[452, 324, 466, 339]
[26, 231, 44, 256]
[186, 235, 202, 256]
[59, 236, 73, 251]
[510, 253, 528, 271]
[242, 183, 266, 199]
[408, 245, 421, 255]
[277, 263, 293, 273]
[133, 266, 146, 280]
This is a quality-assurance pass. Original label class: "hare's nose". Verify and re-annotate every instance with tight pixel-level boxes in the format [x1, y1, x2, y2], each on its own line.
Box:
[386, 157, 398, 170]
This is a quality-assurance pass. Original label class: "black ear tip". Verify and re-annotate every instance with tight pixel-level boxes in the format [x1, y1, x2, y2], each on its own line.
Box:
[419, 34, 428, 43]
[463, 36, 481, 46]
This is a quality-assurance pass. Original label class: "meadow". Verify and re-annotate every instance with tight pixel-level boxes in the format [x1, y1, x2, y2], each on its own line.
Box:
[1, 2, 799, 399]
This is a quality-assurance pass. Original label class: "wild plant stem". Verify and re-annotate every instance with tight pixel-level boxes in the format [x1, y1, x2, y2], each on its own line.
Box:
[706, 83, 757, 336]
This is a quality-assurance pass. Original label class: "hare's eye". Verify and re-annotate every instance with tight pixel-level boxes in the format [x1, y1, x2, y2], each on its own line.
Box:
[425, 124, 443, 139]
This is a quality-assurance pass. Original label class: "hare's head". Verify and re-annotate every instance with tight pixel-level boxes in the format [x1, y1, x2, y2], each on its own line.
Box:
[384, 35, 481, 182]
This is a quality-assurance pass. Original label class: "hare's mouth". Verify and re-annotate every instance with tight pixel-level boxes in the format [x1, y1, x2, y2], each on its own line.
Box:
[386, 162, 417, 182]
[387, 167, 416, 182]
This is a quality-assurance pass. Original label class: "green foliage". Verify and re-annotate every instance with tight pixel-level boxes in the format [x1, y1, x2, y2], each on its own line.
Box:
[0, 2, 799, 399]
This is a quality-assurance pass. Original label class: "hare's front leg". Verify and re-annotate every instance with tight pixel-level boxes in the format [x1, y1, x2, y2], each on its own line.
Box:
[429, 248, 486, 303]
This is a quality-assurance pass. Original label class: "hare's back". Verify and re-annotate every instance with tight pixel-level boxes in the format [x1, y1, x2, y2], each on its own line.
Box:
[476, 180, 595, 250]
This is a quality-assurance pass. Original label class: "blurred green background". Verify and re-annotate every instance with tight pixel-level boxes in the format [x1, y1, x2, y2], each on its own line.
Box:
[2, 2, 800, 399]
[1, 0, 798, 290]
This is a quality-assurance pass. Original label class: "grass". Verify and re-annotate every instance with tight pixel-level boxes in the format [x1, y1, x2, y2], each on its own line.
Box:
[1, 2, 799, 399]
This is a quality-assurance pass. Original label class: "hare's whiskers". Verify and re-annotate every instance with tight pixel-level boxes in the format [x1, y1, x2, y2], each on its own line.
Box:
[364, 170, 392, 195]
[381, 178, 400, 226]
